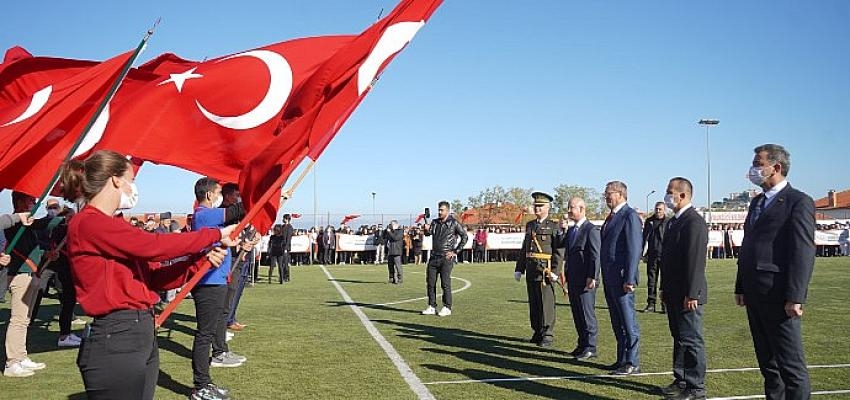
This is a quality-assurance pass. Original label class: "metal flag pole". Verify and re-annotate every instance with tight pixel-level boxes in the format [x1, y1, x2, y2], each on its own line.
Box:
[4, 21, 159, 256]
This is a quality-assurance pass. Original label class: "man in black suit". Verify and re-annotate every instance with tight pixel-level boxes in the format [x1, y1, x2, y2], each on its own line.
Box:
[385, 220, 405, 284]
[736, 144, 815, 400]
[561, 197, 601, 361]
[280, 214, 294, 283]
[642, 201, 669, 313]
[659, 177, 708, 400]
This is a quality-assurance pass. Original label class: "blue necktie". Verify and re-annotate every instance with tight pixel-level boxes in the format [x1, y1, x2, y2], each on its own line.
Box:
[751, 196, 766, 223]
[567, 226, 577, 247]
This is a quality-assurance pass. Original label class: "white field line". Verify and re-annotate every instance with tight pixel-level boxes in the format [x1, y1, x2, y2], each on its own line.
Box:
[321, 265, 436, 400]
[708, 389, 850, 400]
[373, 271, 472, 307]
[423, 363, 850, 385]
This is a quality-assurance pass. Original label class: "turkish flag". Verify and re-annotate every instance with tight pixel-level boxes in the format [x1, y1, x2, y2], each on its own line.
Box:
[341, 214, 361, 225]
[92, 35, 355, 183]
[291, 213, 301, 219]
[239, 0, 442, 233]
[415, 213, 425, 223]
[0, 50, 134, 196]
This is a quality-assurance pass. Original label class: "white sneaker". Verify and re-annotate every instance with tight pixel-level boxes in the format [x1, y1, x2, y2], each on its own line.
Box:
[19, 358, 46, 371]
[3, 362, 35, 377]
[58, 334, 82, 347]
[438, 307, 452, 317]
[421, 306, 436, 315]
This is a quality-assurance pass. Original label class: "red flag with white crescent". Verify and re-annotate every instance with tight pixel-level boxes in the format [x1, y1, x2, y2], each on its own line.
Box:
[239, 0, 443, 233]
[0, 50, 134, 196]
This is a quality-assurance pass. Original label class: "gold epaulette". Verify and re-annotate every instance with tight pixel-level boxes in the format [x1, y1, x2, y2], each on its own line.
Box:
[527, 252, 552, 260]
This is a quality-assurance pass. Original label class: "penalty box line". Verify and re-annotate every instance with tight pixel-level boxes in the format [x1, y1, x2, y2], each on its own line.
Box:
[321, 265, 436, 400]
[423, 363, 850, 385]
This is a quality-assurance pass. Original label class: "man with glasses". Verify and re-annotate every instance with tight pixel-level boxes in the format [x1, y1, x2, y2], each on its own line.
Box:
[600, 181, 642, 375]
[514, 192, 564, 348]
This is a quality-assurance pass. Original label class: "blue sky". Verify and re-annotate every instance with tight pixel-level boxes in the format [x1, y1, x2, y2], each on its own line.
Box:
[1, 1, 848, 225]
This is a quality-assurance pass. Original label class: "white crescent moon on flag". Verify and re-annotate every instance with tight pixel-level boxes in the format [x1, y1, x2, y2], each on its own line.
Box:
[1, 85, 52, 127]
[196, 50, 293, 130]
[72, 103, 109, 158]
[357, 21, 425, 95]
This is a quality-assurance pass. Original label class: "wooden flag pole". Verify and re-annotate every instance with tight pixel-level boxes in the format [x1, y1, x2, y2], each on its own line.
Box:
[156, 150, 309, 327]
[4, 21, 158, 255]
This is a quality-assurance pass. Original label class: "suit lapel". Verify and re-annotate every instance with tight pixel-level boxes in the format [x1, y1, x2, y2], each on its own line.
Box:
[754, 185, 792, 228]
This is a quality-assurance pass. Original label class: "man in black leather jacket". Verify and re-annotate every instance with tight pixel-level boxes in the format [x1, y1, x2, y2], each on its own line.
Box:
[421, 201, 467, 317]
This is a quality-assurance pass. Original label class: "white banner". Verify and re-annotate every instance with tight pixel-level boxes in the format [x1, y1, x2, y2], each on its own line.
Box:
[291, 235, 312, 253]
[815, 230, 845, 246]
[730, 230, 745, 247]
[484, 232, 526, 250]
[336, 234, 376, 251]
[708, 230, 724, 247]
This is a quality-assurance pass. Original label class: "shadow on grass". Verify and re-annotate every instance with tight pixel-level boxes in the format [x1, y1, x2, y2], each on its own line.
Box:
[324, 300, 422, 315]
[158, 369, 194, 397]
[375, 320, 660, 398]
[67, 392, 87, 400]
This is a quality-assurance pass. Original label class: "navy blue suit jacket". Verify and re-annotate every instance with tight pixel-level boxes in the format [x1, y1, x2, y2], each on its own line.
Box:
[600, 204, 642, 288]
[565, 221, 601, 290]
[736, 184, 815, 304]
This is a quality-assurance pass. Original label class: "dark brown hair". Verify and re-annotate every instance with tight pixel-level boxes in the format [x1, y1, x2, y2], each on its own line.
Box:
[61, 150, 131, 202]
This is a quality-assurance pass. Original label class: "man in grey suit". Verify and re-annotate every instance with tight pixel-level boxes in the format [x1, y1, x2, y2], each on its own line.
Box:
[659, 177, 708, 400]
[600, 181, 643, 375]
[736, 144, 815, 400]
[562, 197, 601, 361]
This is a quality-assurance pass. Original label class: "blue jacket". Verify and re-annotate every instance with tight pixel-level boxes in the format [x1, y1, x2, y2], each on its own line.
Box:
[600, 203, 642, 288]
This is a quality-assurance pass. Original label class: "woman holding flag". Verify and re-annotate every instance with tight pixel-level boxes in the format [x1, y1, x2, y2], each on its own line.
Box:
[61, 150, 236, 400]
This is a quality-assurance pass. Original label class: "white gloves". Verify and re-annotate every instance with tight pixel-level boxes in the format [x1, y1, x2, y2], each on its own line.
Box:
[549, 272, 558, 281]
[514, 271, 522, 281]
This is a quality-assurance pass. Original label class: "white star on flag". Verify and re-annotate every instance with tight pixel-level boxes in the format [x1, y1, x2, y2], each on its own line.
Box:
[158, 67, 203, 92]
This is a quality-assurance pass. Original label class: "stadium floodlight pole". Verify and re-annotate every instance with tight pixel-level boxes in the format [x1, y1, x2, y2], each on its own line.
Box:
[3, 20, 159, 256]
[699, 118, 719, 224]
[645, 190, 655, 217]
[372, 191, 376, 224]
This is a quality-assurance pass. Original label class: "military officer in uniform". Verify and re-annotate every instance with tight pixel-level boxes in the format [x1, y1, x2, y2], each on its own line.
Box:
[514, 192, 565, 348]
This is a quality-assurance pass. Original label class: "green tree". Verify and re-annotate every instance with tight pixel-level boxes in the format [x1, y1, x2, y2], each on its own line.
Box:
[505, 186, 533, 209]
[450, 199, 465, 216]
[552, 184, 603, 218]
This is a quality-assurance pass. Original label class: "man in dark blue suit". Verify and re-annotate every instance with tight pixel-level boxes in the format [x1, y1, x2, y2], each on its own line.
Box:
[659, 177, 708, 400]
[561, 197, 601, 361]
[736, 144, 815, 400]
[600, 181, 642, 375]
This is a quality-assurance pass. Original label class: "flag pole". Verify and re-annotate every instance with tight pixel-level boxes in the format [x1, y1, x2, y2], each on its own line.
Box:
[156, 149, 310, 327]
[4, 22, 159, 255]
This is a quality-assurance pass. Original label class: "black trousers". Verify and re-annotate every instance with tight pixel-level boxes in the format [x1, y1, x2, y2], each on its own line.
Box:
[77, 309, 157, 400]
[426, 255, 454, 308]
[568, 284, 598, 351]
[746, 301, 810, 400]
[526, 272, 556, 341]
[280, 252, 291, 282]
[191, 285, 229, 388]
[646, 253, 661, 305]
[0, 267, 7, 302]
[388, 254, 403, 283]
[31, 267, 76, 335]
[665, 301, 706, 395]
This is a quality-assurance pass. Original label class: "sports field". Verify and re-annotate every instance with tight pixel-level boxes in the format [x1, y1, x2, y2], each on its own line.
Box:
[1, 258, 849, 399]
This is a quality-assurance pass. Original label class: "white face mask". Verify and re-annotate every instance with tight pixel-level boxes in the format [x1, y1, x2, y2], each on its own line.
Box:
[211, 194, 223, 208]
[118, 178, 139, 210]
[664, 194, 677, 210]
[748, 165, 770, 186]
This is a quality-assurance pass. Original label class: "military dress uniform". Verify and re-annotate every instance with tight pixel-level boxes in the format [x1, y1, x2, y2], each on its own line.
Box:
[515, 192, 565, 347]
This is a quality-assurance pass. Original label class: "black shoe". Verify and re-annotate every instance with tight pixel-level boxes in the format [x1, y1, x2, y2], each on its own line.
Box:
[568, 347, 582, 357]
[611, 364, 640, 375]
[641, 304, 656, 313]
[603, 362, 623, 370]
[529, 334, 542, 344]
[660, 303, 667, 314]
[666, 390, 706, 400]
[659, 381, 686, 396]
[575, 350, 598, 361]
[538, 339, 554, 348]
